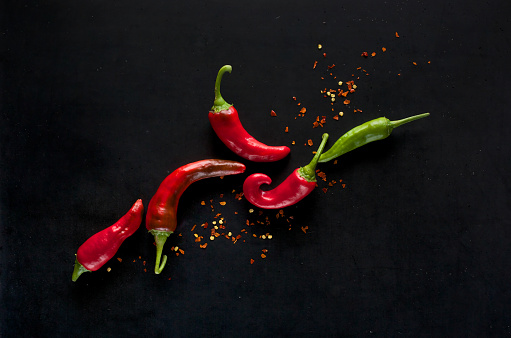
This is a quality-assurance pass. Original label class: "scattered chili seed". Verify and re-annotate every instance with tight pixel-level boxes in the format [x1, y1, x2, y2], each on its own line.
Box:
[107, 267, 111, 272]
[318, 44, 322, 49]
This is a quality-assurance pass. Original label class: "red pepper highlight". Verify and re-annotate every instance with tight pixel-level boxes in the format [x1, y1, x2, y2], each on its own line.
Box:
[243, 133, 329, 209]
[72, 199, 144, 282]
[146, 159, 246, 274]
[209, 65, 290, 162]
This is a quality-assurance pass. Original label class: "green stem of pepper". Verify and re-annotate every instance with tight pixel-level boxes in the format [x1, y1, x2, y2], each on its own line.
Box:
[72, 257, 90, 282]
[211, 65, 233, 113]
[151, 230, 171, 274]
[298, 133, 329, 182]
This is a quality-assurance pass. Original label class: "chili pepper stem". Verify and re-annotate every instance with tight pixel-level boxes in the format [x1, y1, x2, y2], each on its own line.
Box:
[389, 113, 430, 130]
[298, 133, 329, 182]
[212, 65, 233, 112]
[151, 230, 172, 274]
[72, 257, 90, 282]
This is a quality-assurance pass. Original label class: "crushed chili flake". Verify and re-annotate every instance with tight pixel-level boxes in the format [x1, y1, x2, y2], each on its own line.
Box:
[413, 62, 417, 66]
[270, 110, 277, 116]
[323, 52, 326, 58]
[382, 47, 387, 52]
[307, 139, 313, 146]
[200, 243, 208, 249]
[313, 61, 318, 69]
[292, 96, 297, 100]
[395, 32, 400, 38]
[361, 52, 369, 57]
[250, 259, 255, 264]
[322, 188, 328, 193]
[285, 126, 289, 132]
[301, 226, 308, 233]
[343, 99, 350, 105]
[117, 257, 122, 262]
[191, 224, 196, 231]
[261, 254, 267, 259]
[219, 201, 226, 206]
[333, 115, 339, 120]
[300, 107, 306, 114]
[327, 64, 336, 69]
[371, 52, 376, 57]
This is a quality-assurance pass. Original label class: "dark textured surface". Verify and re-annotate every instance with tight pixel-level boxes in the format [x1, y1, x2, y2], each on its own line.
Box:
[1, 0, 510, 336]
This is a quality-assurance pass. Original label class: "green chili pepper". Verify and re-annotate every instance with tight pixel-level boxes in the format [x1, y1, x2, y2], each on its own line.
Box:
[318, 113, 430, 163]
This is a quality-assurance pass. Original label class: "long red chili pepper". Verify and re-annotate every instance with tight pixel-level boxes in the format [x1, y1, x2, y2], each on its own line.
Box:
[209, 65, 290, 162]
[146, 159, 246, 274]
[243, 133, 329, 209]
[72, 199, 144, 282]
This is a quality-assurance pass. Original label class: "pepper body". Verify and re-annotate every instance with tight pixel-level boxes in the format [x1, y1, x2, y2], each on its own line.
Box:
[72, 199, 144, 282]
[209, 65, 290, 162]
[319, 113, 429, 163]
[146, 159, 246, 273]
[243, 133, 329, 209]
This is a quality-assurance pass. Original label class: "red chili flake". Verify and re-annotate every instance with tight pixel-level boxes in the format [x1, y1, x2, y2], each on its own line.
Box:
[361, 52, 369, 57]
[300, 107, 306, 114]
[292, 96, 297, 100]
[271, 110, 277, 116]
[312, 121, 319, 128]
[117, 258, 122, 262]
[307, 139, 313, 146]
[333, 115, 339, 120]
[322, 188, 328, 193]
[200, 201, 205, 205]
[313, 61, 318, 69]
[382, 47, 387, 52]
[333, 160, 338, 165]
[412, 62, 417, 66]
[320, 116, 326, 124]
[327, 64, 336, 69]
[343, 99, 350, 105]
[285, 126, 289, 133]
[250, 259, 255, 264]
[191, 224, 196, 231]
[323, 53, 326, 58]
[395, 32, 399, 38]
[200, 243, 208, 248]
[371, 52, 376, 57]
[342, 183, 346, 188]
[301, 226, 308, 233]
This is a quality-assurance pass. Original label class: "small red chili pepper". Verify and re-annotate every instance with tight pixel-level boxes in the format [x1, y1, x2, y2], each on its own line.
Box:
[208, 65, 290, 162]
[72, 199, 144, 282]
[243, 133, 329, 209]
[146, 159, 246, 274]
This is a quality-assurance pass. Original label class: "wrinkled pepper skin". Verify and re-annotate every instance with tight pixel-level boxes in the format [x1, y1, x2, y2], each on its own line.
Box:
[243, 133, 328, 209]
[72, 199, 144, 282]
[146, 159, 246, 274]
[209, 65, 290, 162]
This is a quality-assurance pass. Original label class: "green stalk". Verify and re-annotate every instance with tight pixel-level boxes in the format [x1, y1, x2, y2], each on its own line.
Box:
[298, 133, 329, 182]
[72, 257, 90, 282]
[151, 230, 171, 274]
[211, 65, 233, 112]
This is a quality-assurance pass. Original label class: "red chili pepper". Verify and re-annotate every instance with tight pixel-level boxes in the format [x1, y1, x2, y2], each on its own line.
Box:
[72, 199, 144, 282]
[243, 133, 329, 209]
[146, 159, 246, 274]
[208, 65, 290, 162]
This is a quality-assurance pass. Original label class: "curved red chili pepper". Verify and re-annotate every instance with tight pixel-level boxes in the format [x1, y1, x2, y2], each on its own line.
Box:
[146, 159, 246, 274]
[243, 133, 329, 209]
[72, 199, 144, 282]
[209, 65, 290, 162]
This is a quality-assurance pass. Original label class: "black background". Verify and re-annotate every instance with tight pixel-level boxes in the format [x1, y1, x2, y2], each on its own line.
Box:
[2, 0, 511, 336]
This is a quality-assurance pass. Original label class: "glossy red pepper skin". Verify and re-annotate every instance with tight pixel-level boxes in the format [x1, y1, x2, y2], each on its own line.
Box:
[209, 65, 290, 162]
[146, 159, 246, 274]
[72, 199, 144, 282]
[243, 133, 329, 209]
[243, 169, 316, 209]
